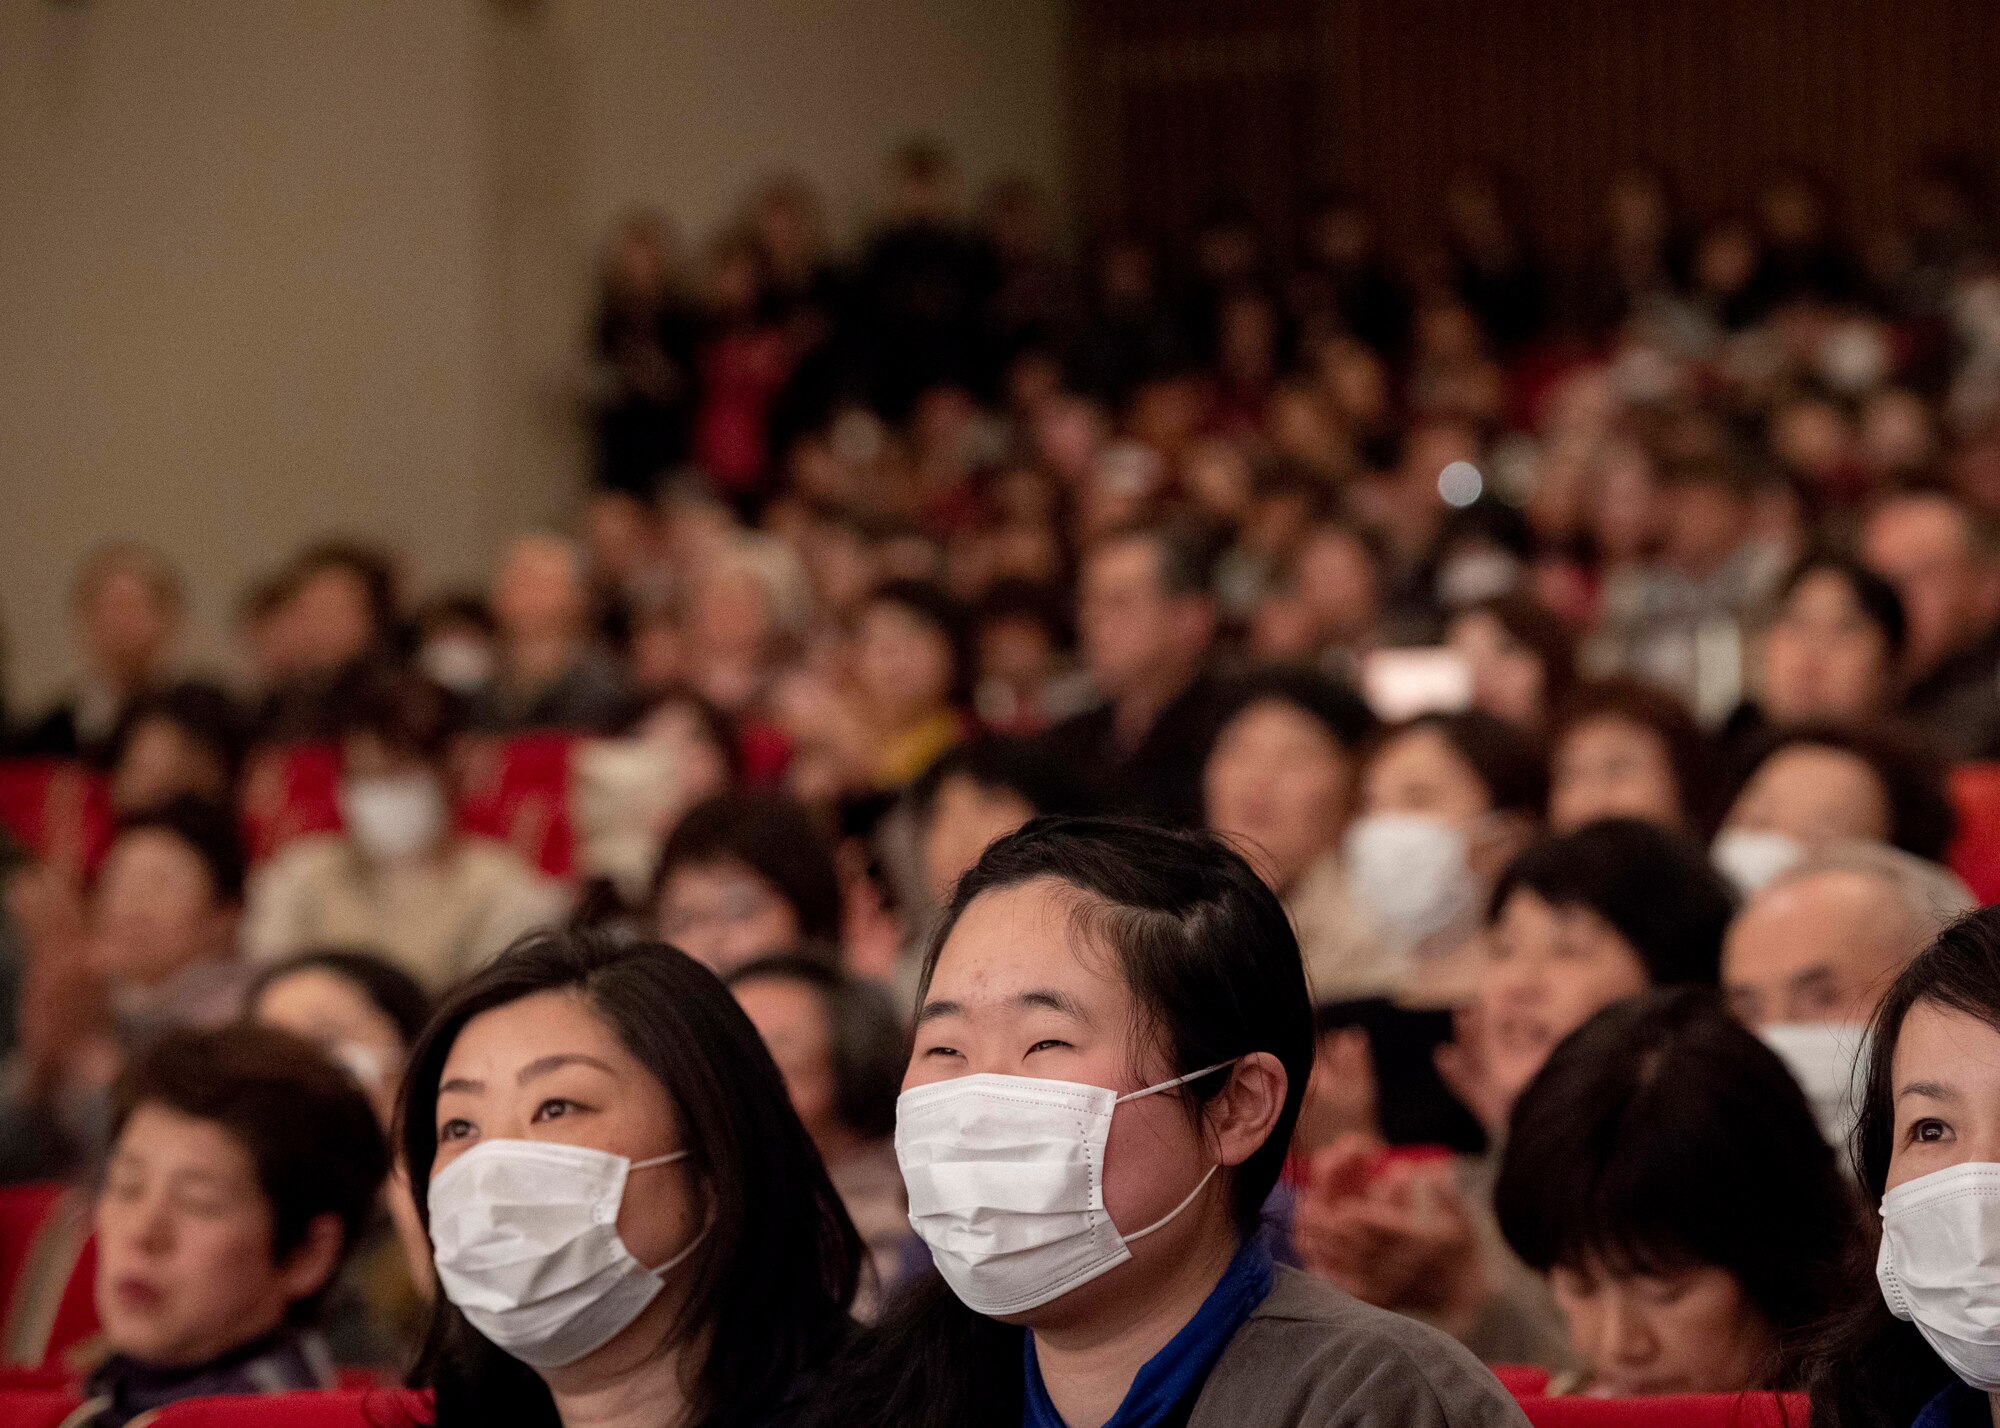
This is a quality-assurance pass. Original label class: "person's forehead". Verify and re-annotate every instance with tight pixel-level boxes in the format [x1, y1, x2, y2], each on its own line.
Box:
[930, 881, 1124, 1005]
[1726, 873, 1899, 976]
[1894, 1001, 2000, 1082]
[442, 989, 627, 1078]
[733, 976, 829, 1041]
[115, 1103, 257, 1178]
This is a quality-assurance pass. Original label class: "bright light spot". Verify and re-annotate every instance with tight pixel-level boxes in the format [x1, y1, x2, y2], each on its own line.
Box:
[1439, 461, 1483, 508]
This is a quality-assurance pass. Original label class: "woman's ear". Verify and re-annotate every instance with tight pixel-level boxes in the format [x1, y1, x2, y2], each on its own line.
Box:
[277, 1212, 347, 1307]
[1206, 1052, 1288, 1168]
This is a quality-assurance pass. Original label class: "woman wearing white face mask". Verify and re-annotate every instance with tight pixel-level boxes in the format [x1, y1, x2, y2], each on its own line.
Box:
[245, 670, 569, 991]
[1809, 906, 2000, 1428]
[1343, 711, 1545, 1006]
[809, 818, 1528, 1428]
[400, 927, 863, 1428]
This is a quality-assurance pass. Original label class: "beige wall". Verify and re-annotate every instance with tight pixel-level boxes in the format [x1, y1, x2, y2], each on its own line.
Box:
[0, 0, 1068, 712]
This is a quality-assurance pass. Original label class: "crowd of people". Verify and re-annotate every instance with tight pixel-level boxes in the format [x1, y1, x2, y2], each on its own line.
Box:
[6, 142, 2000, 1426]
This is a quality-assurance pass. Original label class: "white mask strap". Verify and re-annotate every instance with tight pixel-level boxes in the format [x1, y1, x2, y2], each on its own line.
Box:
[1115, 1059, 1236, 1105]
[1121, 1163, 1220, 1244]
[629, 1149, 691, 1172]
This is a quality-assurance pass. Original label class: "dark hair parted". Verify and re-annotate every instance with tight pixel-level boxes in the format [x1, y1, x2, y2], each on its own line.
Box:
[1777, 551, 1907, 663]
[114, 795, 248, 906]
[338, 666, 467, 768]
[247, 946, 433, 1050]
[649, 792, 844, 947]
[1807, 908, 2000, 1428]
[1374, 709, 1548, 817]
[1489, 818, 1736, 988]
[1727, 721, 1955, 863]
[1552, 677, 1717, 832]
[1496, 988, 1859, 1390]
[724, 953, 906, 1142]
[806, 817, 1313, 1428]
[109, 1024, 388, 1317]
[400, 928, 860, 1428]
[1215, 665, 1379, 756]
[110, 680, 253, 801]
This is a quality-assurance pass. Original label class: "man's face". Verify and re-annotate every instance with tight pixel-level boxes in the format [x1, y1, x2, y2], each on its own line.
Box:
[1722, 870, 1920, 1028]
[1861, 497, 1987, 677]
[1078, 539, 1193, 699]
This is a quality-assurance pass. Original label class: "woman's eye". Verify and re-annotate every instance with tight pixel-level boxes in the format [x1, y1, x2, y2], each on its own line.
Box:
[438, 1118, 475, 1143]
[532, 1098, 581, 1123]
[1027, 1039, 1071, 1054]
[921, 1043, 962, 1059]
[1911, 1118, 1953, 1145]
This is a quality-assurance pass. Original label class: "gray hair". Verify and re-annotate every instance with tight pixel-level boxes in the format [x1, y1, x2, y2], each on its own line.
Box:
[1760, 841, 1976, 953]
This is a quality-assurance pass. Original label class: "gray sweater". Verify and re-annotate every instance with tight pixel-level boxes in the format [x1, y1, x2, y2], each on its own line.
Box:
[1187, 1267, 1532, 1427]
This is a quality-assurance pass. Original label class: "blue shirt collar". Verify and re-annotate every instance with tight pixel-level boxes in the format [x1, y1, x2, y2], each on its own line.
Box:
[1913, 1382, 1991, 1428]
[1023, 1238, 1276, 1428]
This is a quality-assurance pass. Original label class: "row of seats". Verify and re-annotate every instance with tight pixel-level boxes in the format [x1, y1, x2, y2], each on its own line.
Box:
[0, 1384, 1812, 1427]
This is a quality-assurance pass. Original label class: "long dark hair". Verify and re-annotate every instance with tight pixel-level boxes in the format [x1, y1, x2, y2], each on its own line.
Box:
[1494, 988, 1858, 1389]
[399, 928, 862, 1428]
[805, 816, 1315, 1428]
[1807, 908, 2000, 1427]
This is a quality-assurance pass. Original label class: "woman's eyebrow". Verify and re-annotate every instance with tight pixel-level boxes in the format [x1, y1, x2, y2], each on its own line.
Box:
[517, 1052, 617, 1085]
[1018, 988, 1090, 1023]
[1897, 1079, 1957, 1102]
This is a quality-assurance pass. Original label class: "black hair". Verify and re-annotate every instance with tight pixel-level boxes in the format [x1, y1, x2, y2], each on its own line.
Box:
[1808, 908, 2000, 1427]
[246, 946, 433, 1050]
[1775, 551, 1908, 663]
[973, 578, 1074, 653]
[109, 1023, 387, 1319]
[616, 683, 744, 785]
[1088, 518, 1225, 601]
[1552, 677, 1718, 833]
[1496, 988, 1859, 1390]
[1489, 818, 1735, 988]
[401, 928, 861, 1428]
[910, 736, 1090, 829]
[1378, 709, 1549, 817]
[1216, 665, 1379, 756]
[113, 795, 247, 906]
[1727, 721, 1955, 863]
[337, 666, 467, 769]
[649, 792, 845, 948]
[109, 680, 253, 802]
[1452, 594, 1578, 714]
[723, 953, 906, 1142]
[807, 817, 1312, 1428]
[861, 578, 974, 708]
[1312, 999, 1486, 1153]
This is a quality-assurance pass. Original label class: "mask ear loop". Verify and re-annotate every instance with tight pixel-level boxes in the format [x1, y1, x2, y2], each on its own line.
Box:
[1110, 1060, 1237, 1242]
[627, 1151, 712, 1279]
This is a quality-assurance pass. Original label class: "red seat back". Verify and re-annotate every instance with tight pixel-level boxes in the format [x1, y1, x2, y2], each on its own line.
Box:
[151, 1387, 433, 1426]
[240, 744, 344, 863]
[1520, 1393, 1807, 1427]
[1949, 763, 2000, 905]
[0, 1184, 98, 1374]
[1492, 1363, 1553, 1398]
[0, 1387, 83, 1428]
[0, 761, 113, 874]
[456, 734, 577, 879]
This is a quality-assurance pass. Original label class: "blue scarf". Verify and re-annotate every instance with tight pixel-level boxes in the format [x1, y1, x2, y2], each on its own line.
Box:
[1913, 1382, 1991, 1428]
[1023, 1238, 1276, 1428]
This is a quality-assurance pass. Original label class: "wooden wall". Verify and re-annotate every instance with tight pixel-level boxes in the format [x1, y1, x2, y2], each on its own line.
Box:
[1071, 0, 2000, 256]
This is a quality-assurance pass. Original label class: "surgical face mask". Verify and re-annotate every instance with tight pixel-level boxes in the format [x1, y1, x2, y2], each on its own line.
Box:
[430, 1139, 699, 1369]
[340, 772, 449, 863]
[1711, 828, 1806, 897]
[418, 638, 495, 696]
[1759, 1022, 1865, 1150]
[1877, 1162, 2000, 1391]
[1344, 812, 1480, 944]
[896, 1061, 1233, 1317]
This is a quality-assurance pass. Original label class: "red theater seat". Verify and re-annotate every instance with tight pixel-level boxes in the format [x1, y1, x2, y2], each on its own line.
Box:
[0, 1184, 98, 1375]
[1949, 762, 2000, 905]
[1491, 1364, 1553, 1398]
[0, 1388, 83, 1428]
[240, 744, 344, 863]
[0, 761, 113, 873]
[1519, 1393, 1807, 1426]
[150, 1387, 433, 1426]
[456, 734, 577, 879]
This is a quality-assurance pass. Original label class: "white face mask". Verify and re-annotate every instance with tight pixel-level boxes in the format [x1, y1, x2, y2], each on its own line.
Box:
[1711, 828, 1806, 897]
[1877, 1162, 2000, 1391]
[419, 638, 496, 696]
[1343, 812, 1479, 944]
[429, 1139, 699, 1369]
[1759, 1022, 1866, 1150]
[895, 1061, 1233, 1317]
[340, 773, 449, 862]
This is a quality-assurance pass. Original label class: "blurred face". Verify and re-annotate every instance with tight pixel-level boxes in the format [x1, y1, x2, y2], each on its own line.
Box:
[1204, 700, 1352, 892]
[1761, 570, 1895, 724]
[111, 718, 228, 815]
[1550, 1260, 1774, 1398]
[83, 569, 177, 681]
[1479, 889, 1651, 1116]
[658, 859, 802, 975]
[252, 968, 408, 1126]
[908, 880, 1267, 1329]
[96, 1106, 313, 1368]
[1723, 871, 1920, 1029]
[92, 830, 233, 987]
[1885, 1000, 2000, 1194]
[1862, 497, 1988, 677]
[1448, 611, 1548, 730]
[731, 976, 840, 1157]
[632, 702, 732, 811]
[1549, 716, 1682, 832]
[923, 774, 1035, 902]
[432, 991, 701, 1361]
[1292, 527, 1380, 642]
[1722, 745, 1891, 852]
[494, 537, 588, 643]
[1078, 539, 1202, 699]
[855, 600, 954, 725]
[977, 616, 1055, 694]
[289, 568, 376, 673]
[1361, 727, 1492, 828]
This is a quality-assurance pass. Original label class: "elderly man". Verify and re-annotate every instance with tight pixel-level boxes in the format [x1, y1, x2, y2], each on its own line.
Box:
[1722, 841, 1974, 1141]
[468, 533, 627, 735]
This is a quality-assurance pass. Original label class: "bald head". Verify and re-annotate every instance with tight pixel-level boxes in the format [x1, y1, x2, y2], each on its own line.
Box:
[1722, 846, 1972, 1029]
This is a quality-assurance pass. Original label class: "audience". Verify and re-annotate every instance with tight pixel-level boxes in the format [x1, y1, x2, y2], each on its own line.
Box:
[400, 928, 861, 1428]
[1546, 679, 1712, 834]
[651, 791, 844, 976]
[105, 681, 251, 817]
[78, 1024, 387, 1425]
[1754, 553, 1907, 730]
[472, 534, 629, 736]
[1495, 989, 1857, 1397]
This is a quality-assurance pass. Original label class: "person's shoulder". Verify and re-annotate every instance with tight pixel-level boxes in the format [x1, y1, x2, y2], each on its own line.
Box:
[255, 833, 351, 879]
